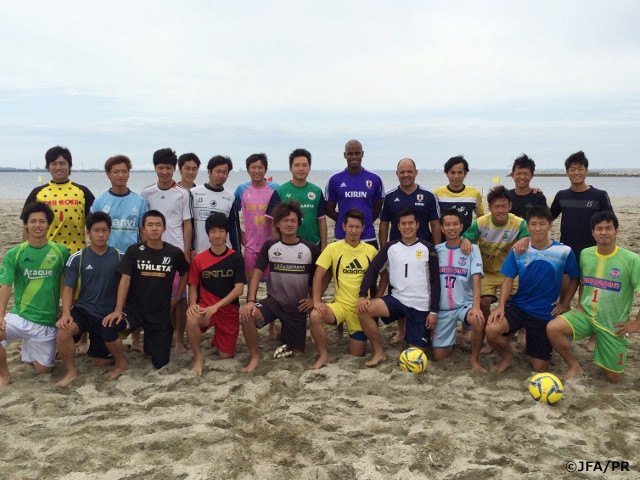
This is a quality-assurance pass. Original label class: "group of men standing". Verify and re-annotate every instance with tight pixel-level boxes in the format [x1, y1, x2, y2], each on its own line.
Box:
[1, 142, 639, 388]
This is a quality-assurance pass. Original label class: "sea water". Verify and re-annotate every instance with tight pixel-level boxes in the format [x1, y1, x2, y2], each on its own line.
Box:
[1, 170, 638, 203]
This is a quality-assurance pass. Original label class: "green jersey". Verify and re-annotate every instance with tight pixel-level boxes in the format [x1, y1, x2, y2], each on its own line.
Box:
[579, 245, 640, 334]
[0, 241, 70, 327]
[266, 181, 326, 246]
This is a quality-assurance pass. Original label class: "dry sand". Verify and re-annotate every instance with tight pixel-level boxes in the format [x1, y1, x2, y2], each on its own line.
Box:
[0, 198, 639, 479]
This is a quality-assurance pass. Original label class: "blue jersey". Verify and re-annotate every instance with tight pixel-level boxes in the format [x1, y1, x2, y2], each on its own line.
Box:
[436, 243, 484, 311]
[325, 168, 384, 241]
[92, 189, 148, 252]
[380, 185, 440, 242]
[501, 240, 579, 320]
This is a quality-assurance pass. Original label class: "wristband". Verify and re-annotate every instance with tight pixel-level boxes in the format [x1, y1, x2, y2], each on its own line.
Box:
[246, 299, 256, 303]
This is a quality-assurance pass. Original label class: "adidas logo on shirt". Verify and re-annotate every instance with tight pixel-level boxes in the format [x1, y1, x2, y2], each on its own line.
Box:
[342, 258, 367, 275]
[85, 264, 94, 270]
[393, 197, 400, 202]
[340, 182, 347, 187]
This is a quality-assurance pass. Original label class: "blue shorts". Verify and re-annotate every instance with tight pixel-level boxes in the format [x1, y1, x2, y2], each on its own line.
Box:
[504, 304, 551, 361]
[380, 295, 430, 348]
[432, 303, 473, 348]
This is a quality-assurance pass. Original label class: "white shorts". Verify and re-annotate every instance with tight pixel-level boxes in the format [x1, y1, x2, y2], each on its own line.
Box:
[1, 313, 57, 367]
[431, 303, 473, 349]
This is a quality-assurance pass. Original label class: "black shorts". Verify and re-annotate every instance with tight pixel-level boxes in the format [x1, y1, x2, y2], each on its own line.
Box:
[504, 304, 552, 361]
[71, 307, 111, 359]
[254, 297, 307, 351]
[102, 309, 173, 369]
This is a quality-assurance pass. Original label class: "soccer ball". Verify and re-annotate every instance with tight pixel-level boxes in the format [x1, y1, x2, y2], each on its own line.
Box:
[399, 347, 428, 373]
[528, 373, 564, 404]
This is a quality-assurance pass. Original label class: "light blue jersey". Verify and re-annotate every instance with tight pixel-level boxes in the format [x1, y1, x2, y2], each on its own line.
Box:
[92, 189, 148, 252]
[436, 243, 483, 311]
[501, 240, 579, 320]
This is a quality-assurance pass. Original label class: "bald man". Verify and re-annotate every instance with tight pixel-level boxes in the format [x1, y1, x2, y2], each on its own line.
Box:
[379, 158, 441, 247]
[379, 158, 441, 344]
[325, 139, 384, 249]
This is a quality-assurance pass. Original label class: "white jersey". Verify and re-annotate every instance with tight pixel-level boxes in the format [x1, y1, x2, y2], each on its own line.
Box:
[361, 238, 441, 313]
[190, 184, 240, 253]
[141, 181, 191, 251]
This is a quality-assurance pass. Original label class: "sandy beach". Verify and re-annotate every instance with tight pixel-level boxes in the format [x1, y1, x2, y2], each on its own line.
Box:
[1, 198, 639, 479]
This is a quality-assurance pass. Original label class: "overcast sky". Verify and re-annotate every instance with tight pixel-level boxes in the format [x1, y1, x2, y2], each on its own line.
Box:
[1, 1, 639, 171]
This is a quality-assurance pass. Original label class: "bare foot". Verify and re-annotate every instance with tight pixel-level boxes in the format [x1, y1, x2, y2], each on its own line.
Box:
[470, 359, 488, 373]
[365, 354, 387, 367]
[174, 343, 188, 355]
[494, 356, 513, 373]
[310, 356, 328, 369]
[191, 358, 204, 376]
[587, 336, 596, 352]
[130, 341, 144, 353]
[77, 341, 89, 354]
[106, 365, 129, 380]
[0, 374, 13, 387]
[389, 332, 405, 345]
[480, 344, 494, 354]
[55, 372, 78, 387]
[564, 365, 585, 380]
[241, 358, 259, 372]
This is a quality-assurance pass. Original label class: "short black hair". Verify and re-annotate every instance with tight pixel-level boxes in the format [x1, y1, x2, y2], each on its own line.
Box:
[207, 155, 233, 172]
[45, 146, 72, 168]
[342, 208, 365, 226]
[525, 205, 553, 223]
[564, 151, 589, 170]
[178, 153, 201, 169]
[205, 212, 230, 234]
[512, 153, 536, 174]
[440, 208, 464, 225]
[246, 153, 268, 170]
[153, 148, 177, 167]
[289, 148, 312, 167]
[591, 211, 618, 230]
[444, 155, 469, 173]
[487, 185, 511, 205]
[20, 202, 54, 225]
[143, 209, 166, 227]
[397, 206, 419, 223]
[86, 211, 112, 230]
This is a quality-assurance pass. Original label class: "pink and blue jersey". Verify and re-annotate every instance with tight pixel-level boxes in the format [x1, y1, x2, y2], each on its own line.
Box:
[325, 168, 384, 241]
[501, 240, 579, 321]
[234, 181, 279, 254]
[436, 243, 484, 311]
